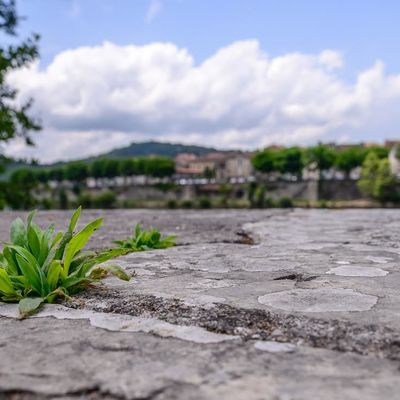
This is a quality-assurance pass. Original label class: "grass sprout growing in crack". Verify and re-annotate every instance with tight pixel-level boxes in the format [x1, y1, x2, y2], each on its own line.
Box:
[113, 224, 176, 252]
[0, 207, 130, 318]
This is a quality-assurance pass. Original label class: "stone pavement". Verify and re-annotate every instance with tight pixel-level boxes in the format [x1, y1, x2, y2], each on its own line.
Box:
[1, 209, 400, 399]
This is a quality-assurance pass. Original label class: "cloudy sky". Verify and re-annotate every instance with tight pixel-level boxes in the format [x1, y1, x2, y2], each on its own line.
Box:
[5, 0, 400, 162]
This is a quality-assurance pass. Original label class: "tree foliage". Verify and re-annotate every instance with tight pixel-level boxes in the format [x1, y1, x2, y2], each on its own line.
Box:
[335, 147, 366, 177]
[252, 147, 304, 177]
[305, 145, 336, 178]
[144, 156, 175, 177]
[0, 0, 40, 154]
[65, 162, 88, 182]
[252, 149, 276, 174]
[102, 159, 120, 179]
[7, 167, 38, 209]
[365, 145, 389, 160]
[274, 147, 304, 176]
[119, 158, 137, 177]
[357, 152, 398, 202]
[373, 159, 398, 203]
[10, 167, 38, 188]
[358, 152, 380, 197]
[10, 156, 176, 187]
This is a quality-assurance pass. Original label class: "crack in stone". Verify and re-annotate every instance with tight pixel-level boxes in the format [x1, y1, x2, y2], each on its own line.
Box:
[0, 384, 172, 400]
[273, 273, 318, 282]
[233, 230, 256, 245]
[79, 289, 400, 361]
[140, 230, 257, 251]
[0, 385, 124, 400]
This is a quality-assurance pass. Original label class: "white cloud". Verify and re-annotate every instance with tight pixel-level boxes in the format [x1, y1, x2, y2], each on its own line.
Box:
[318, 49, 343, 70]
[5, 40, 400, 162]
[145, 0, 162, 23]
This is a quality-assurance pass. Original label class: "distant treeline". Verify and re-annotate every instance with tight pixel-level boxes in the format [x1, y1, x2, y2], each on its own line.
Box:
[9, 156, 175, 185]
[252, 144, 398, 203]
[1, 143, 398, 210]
[251, 144, 389, 177]
[7, 144, 392, 184]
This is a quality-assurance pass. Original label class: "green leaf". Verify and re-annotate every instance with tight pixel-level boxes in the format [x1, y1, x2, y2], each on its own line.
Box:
[47, 261, 61, 291]
[87, 267, 108, 280]
[136, 231, 144, 244]
[93, 248, 129, 263]
[113, 224, 176, 253]
[38, 223, 55, 265]
[74, 261, 96, 279]
[151, 231, 161, 242]
[73, 248, 129, 278]
[26, 210, 36, 229]
[38, 233, 50, 266]
[1, 293, 23, 302]
[68, 206, 82, 232]
[68, 251, 96, 274]
[62, 218, 103, 277]
[2, 247, 19, 275]
[159, 236, 177, 248]
[10, 217, 26, 246]
[46, 287, 69, 303]
[54, 231, 72, 260]
[9, 275, 27, 292]
[103, 263, 130, 281]
[11, 245, 50, 297]
[61, 274, 91, 289]
[42, 242, 60, 274]
[90, 264, 131, 281]
[43, 223, 55, 244]
[0, 268, 17, 295]
[15, 254, 43, 296]
[135, 224, 141, 237]
[9, 245, 42, 271]
[51, 231, 63, 249]
[27, 224, 41, 260]
[18, 297, 43, 319]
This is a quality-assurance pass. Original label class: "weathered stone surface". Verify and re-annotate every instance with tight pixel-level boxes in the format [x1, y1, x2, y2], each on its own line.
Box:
[1, 209, 400, 399]
[257, 287, 378, 312]
[327, 265, 389, 277]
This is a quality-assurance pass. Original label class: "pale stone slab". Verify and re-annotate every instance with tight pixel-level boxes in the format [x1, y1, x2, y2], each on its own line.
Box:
[254, 341, 296, 353]
[258, 288, 378, 312]
[327, 265, 388, 277]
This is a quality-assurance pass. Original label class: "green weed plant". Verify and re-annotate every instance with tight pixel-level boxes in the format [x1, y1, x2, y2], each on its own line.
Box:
[113, 224, 176, 252]
[0, 207, 129, 318]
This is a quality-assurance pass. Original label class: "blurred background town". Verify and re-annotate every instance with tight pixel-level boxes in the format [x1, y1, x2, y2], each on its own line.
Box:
[1, 0, 400, 210]
[2, 139, 400, 210]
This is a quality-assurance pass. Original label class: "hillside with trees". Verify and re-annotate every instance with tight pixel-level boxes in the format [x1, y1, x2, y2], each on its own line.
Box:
[101, 141, 221, 159]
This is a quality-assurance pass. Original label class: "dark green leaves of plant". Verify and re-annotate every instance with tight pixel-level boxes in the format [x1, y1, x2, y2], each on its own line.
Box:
[113, 224, 176, 252]
[0, 207, 130, 318]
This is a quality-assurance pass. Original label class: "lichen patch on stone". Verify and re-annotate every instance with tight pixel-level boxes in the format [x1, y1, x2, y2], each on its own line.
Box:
[365, 256, 393, 264]
[327, 266, 388, 277]
[258, 288, 378, 312]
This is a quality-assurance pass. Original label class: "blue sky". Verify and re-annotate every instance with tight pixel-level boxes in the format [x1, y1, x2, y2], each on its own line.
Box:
[6, 0, 400, 161]
[17, 0, 400, 78]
